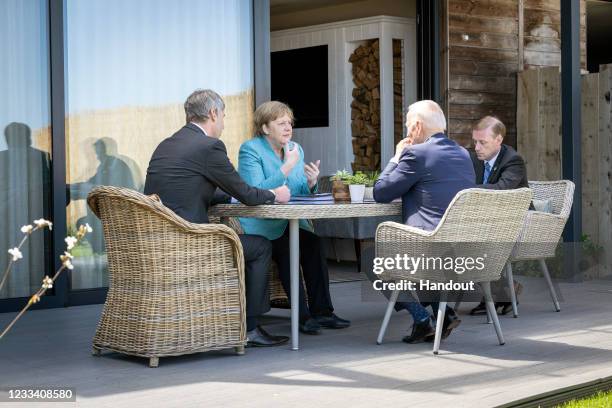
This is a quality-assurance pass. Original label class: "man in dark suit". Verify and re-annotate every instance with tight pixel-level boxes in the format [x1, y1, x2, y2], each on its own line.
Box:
[144, 89, 291, 347]
[470, 116, 528, 315]
[373, 100, 475, 343]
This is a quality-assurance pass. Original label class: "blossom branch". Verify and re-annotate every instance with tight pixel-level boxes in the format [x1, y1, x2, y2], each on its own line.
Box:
[0, 222, 90, 341]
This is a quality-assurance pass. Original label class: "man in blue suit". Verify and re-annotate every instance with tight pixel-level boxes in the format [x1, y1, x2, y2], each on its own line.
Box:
[373, 100, 475, 343]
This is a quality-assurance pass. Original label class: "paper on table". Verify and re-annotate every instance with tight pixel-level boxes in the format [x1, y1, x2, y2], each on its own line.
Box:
[290, 193, 333, 202]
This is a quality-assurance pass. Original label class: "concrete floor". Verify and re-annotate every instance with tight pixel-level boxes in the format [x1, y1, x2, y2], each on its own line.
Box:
[1, 272, 612, 408]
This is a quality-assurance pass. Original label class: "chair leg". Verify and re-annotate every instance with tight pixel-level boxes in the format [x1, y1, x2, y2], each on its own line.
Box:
[485, 304, 493, 324]
[482, 282, 505, 345]
[149, 357, 159, 368]
[332, 238, 340, 263]
[92, 346, 102, 356]
[506, 263, 519, 318]
[433, 300, 447, 355]
[377, 288, 400, 345]
[453, 290, 463, 313]
[235, 346, 245, 355]
[539, 259, 560, 312]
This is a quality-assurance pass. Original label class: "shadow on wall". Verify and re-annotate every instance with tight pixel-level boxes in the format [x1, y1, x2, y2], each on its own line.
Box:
[0, 122, 51, 298]
[67, 137, 143, 254]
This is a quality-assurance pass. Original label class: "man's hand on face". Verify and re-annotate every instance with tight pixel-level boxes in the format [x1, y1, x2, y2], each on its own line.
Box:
[393, 138, 411, 162]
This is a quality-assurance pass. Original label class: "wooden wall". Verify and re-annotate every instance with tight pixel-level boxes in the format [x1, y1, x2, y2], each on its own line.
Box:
[517, 65, 612, 279]
[443, 0, 587, 148]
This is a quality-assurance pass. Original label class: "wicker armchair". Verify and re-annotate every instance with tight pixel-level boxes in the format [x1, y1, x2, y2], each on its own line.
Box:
[212, 216, 288, 303]
[374, 188, 533, 354]
[87, 186, 246, 367]
[504, 180, 575, 317]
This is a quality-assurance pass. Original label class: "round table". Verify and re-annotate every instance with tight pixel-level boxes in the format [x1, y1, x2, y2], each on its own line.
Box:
[210, 201, 402, 350]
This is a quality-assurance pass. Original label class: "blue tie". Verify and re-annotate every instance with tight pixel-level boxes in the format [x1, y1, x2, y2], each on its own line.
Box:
[483, 162, 491, 184]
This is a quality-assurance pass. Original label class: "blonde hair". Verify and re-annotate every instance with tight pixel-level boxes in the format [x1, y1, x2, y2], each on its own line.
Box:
[406, 100, 446, 134]
[473, 116, 506, 139]
[254, 101, 294, 136]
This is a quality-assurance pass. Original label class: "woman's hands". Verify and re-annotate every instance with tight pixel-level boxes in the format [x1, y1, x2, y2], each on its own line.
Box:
[304, 160, 320, 189]
[280, 144, 300, 176]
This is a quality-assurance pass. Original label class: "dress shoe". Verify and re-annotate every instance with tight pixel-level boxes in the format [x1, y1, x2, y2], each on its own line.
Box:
[498, 303, 514, 315]
[470, 301, 487, 315]
[299, 318, 322, 335]
[425, 312, 462, 342]
[246, 326, 289, 347]
[442, 312, 461, 339]
[402, 318, 435, 344]
[313, 313, 351, 329]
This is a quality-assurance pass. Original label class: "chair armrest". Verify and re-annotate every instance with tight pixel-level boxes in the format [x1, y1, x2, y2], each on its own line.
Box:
[376, 221, 435, 239]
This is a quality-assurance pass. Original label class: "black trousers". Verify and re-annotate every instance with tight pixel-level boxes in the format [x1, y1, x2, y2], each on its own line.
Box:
[271, 227, 334, 321]
[239, 234, 272, 319]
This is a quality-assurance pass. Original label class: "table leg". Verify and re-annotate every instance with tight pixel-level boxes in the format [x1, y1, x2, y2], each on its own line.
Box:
[289, 219, 300, 350]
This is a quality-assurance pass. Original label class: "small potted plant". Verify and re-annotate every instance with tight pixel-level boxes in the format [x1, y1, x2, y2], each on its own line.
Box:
[363, 171, 379, 202]
[347, 172, 369, 203]
[330, 170, 352, 202]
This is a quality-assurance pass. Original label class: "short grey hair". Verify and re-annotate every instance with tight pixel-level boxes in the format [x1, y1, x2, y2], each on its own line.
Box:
[407, 100, 447, 133]
[184, 89, 226, 123]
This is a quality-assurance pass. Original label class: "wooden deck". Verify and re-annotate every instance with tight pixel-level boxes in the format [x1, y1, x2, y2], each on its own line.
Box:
[1, 270, 612, 407]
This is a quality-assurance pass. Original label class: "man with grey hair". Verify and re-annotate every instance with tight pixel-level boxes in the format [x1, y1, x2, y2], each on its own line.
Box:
[145, 89, 291, 347]
[373, 100, 475, 344]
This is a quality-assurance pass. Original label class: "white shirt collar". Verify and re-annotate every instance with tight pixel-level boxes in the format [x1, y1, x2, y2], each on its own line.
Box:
[486, 149, 501, 169]
[190, 122, 208, 136]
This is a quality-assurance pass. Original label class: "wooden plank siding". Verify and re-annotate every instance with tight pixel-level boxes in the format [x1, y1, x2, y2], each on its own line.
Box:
[443, 0, 586, 149]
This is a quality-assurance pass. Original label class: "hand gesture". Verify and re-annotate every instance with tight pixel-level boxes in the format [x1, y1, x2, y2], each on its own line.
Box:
[281, 144, 300, 176]
[304, 160, 320, 189]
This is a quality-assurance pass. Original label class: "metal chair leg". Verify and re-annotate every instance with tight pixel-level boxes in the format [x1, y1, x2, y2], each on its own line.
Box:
[539, 259, 561, 312]
[506, 262, 519, 318]
[482, 282, 505, 345]
[377, 289, 400, 345]
[453, 290, 463, 313]
[433, 300, 447, 355]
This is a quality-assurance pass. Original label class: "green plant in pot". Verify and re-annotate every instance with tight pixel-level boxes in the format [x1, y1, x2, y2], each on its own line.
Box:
[363, 171, 379, 201]
[330, 170, 352, 202]
[346, 172, 369, 203]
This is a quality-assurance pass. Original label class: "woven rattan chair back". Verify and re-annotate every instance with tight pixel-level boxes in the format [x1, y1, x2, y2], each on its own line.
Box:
[87, 186, 246, 367]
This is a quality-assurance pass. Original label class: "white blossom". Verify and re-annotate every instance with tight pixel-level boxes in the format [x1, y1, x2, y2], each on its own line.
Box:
[8, 247, 23, 262]
[42, 276, 54, 290]
[65, 236, 78, 250]
[62, 258, 74, 270]
[85, 223, 93, 233]
[33, 218, 53, 230]
[21, 225, 33, 234]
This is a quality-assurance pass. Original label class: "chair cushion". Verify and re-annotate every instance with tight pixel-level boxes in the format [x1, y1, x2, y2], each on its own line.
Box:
[532, 198, 553, 213]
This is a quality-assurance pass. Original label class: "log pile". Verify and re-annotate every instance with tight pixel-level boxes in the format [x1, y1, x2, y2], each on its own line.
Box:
[393, 39, 403, 145]
[349, 40, 381, 172]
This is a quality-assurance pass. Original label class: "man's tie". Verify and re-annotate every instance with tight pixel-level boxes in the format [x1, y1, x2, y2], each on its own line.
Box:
[483, 162, 491, 184]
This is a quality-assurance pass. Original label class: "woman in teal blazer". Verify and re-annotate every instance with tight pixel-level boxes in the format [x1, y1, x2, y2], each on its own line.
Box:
[238, 101, 350, 335]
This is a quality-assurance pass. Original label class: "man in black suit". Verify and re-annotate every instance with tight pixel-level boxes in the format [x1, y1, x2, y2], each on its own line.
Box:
[144, 89, 291, 347]
[470, 116, 528, 315]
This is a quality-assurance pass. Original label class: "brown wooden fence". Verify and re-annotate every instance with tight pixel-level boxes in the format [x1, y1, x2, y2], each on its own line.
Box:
[517, 65, 612, 279]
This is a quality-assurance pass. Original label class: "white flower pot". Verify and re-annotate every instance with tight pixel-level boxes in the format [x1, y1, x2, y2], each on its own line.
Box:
[349, 184, 366, 203]
[364, 186, 374, 201]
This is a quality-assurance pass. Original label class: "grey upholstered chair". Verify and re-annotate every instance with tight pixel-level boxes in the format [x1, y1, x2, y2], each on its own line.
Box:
[503, 180, 575, 317]
[374, 188, 533, 354]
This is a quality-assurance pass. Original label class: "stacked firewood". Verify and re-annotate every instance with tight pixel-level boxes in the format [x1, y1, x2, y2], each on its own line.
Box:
[393, 39, 403, 146]
[349, 40, 381, 172]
